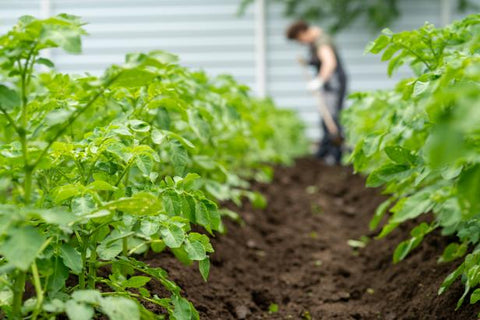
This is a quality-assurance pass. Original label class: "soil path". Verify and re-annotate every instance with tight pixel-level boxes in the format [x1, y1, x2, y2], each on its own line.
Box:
[144, 158, 480, 319]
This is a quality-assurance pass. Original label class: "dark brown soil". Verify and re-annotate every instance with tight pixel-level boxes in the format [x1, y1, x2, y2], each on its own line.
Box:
[143, 158, 480, 319]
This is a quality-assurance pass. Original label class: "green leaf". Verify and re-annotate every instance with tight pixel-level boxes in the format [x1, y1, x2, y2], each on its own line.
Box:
[268, 303, 279, 313]
[194, 201, 212, 233]
[390, 191, 434, 224]
[0, 226, 45, 271]
[369, 198, 392, 230]
[0, 85, 20, 110]
[381, 44, 399, 61]
[439, 242, 468, 263]
[36, 57, 55, 68]
[413, 80, 429, 97]
[170, 141, 189, 173]
[40, 24, 83, 53]
[47, 257, 69, 293]
[160, 224, 185, 248]
[439, 264, 464, 295]
[199, 258, 210, 282]
[470, 289, 480, 304]
[384, 146, 417, 166]
[100, 296, 140, 320]
[122, 276, 151, 288]
[151, 128, 166, 145]
[458, 165, 480, 218]
[365, 34, 390, 54]
[97, 233, 123, 260]
[387, 53, 405, 76]
[393, 223, 432, 263]
[104, 192, 162, 215]
[171, 295, 198, 320]
[366, 164, 410, 187]
[128, 119, 150, 132]
[162, 191, 182, 217]
[60, 243, 83, 274]
[171, 247, 193, 266]
[65, 300, 94, 320]
[72, 195, 96, 215]
[87, 180, 116, 192]
[377, 222, 399, 239]
[184, 240, 207, 261]
[135, 153, 153, 175]
[112, 69, 156, 88]
[72, 290, 102, 305]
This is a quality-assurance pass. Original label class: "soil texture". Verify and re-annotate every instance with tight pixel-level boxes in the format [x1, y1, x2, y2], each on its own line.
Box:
[143, 158, 480, 320]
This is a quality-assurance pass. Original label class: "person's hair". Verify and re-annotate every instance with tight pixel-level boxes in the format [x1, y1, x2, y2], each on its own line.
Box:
[286, 21, 309, 40]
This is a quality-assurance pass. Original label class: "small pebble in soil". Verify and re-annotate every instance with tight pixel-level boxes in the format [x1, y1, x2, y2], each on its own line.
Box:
[234, 305, 250, 319]
[246, 239, 257, 248]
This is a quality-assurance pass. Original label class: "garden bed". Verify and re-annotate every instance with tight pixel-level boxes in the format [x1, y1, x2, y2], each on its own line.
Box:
[143, 158, 480, 319]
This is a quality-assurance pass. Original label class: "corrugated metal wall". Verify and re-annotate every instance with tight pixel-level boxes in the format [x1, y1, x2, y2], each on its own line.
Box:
[0, 0, 478, 139]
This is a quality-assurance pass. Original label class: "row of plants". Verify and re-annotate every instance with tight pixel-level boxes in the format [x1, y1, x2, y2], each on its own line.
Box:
[342, 14, 480, 312]
[0, 14, 308, 319]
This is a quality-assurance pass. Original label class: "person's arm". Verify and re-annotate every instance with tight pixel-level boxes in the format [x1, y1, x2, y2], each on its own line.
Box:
[316, 45, 337, 82]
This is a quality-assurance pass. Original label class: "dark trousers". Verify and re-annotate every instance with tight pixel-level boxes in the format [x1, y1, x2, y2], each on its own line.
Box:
[316, 78, 346, 163]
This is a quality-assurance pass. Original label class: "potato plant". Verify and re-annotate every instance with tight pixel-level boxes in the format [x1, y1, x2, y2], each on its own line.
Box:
[342, 14, 480, 311]
[0, 15, 308, 319]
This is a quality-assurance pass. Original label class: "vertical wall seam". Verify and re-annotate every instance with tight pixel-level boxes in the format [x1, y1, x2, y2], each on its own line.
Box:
[40, 0, 52, 59]
[254, 0, 267, 97]
[441, 0, 452, 26]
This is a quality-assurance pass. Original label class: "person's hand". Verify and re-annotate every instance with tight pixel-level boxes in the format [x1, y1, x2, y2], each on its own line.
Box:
[306, 78, 324, 91]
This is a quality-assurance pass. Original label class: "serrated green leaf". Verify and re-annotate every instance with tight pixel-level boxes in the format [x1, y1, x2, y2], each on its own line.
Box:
[65, 300, 94, 320]
[0, 226, 45, 271]
[160, 224, 185, 248]
[184, 240, 206, 261]
[72, 290, 102, 305]
[60, 243, 82, 274]
[199, 258, 210, 282]
[100, 296, 140, 320]
[0, 84, 20, 110]
[122, 276, 151, 288]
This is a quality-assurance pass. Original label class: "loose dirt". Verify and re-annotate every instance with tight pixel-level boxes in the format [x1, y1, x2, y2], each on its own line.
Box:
[143, 158, 480, 319]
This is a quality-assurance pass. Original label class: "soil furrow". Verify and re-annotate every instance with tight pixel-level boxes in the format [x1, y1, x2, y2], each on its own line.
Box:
[143, 158, 480, 319]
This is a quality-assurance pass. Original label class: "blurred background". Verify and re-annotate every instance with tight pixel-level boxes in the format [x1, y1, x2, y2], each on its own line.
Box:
[0, 0, 478, 139]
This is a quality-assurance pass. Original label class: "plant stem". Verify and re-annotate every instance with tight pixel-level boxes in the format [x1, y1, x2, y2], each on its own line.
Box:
[79, 239, 87, 290]
[11, 270, 26, 319]
[87, 232, 98, 289]
[122, 237, 128, 257]
[24, 166, 32, 204]
[31, 262, 44, 320]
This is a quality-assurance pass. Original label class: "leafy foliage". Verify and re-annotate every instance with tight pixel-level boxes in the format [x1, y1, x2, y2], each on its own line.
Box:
[239, 0, 479, 33]
[342, 14, 480, 311]
[0, 15, 308, 319]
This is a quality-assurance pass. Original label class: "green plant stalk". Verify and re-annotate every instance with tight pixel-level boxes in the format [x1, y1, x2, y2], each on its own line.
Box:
[79, 240, 87, 290]
[11, 270, 26, 319]
[19, 56, 32, 204]
[122, 237, 128, 257]
[11, 53, 36, 319]
[87, 232, 98, 289]
[31, 262, 44, 320]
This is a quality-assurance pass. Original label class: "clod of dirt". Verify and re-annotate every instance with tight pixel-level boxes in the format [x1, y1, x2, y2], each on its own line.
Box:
[233, 305, 250, 319]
